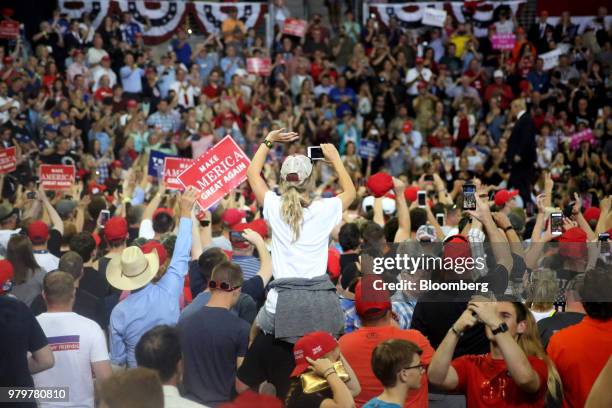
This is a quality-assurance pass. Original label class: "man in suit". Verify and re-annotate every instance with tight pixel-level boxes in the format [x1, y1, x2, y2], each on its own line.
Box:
[506, 99, 536, 205]
[554, 11, 579, 44]
[528, 10, 554, 54]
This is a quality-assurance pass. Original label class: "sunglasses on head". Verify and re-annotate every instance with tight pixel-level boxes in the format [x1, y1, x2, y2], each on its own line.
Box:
[208, 280, 241, 292]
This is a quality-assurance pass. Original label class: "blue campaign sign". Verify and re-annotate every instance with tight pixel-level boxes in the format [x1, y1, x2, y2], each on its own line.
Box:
[359, 140, 380, 159]
[148, 150, 172, 178]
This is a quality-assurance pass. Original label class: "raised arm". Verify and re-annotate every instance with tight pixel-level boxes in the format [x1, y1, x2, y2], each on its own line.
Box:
[39, 186, 64, 235]
[321, 144, 356, 211]
[242, 229, 272, 287]
[393, 178, 411, 242]
[246, 128, 298, 206]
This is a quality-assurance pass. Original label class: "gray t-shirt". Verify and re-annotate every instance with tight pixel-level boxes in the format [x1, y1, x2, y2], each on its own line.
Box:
[12, 268, 46, 307]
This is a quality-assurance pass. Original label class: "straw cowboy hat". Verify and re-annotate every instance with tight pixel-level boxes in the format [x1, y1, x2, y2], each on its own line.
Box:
[106, 246, 160, 291]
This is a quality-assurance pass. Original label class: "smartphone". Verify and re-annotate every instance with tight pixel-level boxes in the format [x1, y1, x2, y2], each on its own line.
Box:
[550, 213, 563, 236]
[99, 210, 111, 227]
[436, 213, 445, 226]
[230, 231, 247, 242]
[417, 191, 427, 207]
[462, 184, 476, 211]
[26, 191, 36, 199]
[307, 146, 324, 161]
[600, 233, 610, 255]
[563, 202, 575, 218]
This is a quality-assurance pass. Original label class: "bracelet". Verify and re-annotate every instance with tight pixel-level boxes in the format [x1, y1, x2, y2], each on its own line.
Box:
[450, 325, 464, 337]
[262, 139, 273, 149]
[323, 368, 336, 378]
[324, 370, 337, 379]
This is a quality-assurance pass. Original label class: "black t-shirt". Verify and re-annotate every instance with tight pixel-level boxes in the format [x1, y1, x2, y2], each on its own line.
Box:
[179, 306, 250, 406]
[80, 266, 111, 300]
[47, 229, 63, 258]
[237, 332, 295, 399]
[0, 296, 48, 408]
[30, 288, 107, 330]
[40, 151, 80, 166]
[285, 379, 333, 408]
[538, 312, 585, 349]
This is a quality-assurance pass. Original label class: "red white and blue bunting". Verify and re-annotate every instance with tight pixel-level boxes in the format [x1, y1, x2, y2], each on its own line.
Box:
[368, 1, 526, 37]
[58, 1, 266, 44]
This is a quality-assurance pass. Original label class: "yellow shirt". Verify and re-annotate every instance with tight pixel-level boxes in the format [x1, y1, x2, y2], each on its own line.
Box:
[221, 18, 245, 43]
[450, 34, 470, 57]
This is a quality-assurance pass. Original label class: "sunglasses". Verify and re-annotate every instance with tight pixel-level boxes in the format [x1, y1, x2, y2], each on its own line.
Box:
[208, 280, 241, 292]
[402, 364, 426, 373]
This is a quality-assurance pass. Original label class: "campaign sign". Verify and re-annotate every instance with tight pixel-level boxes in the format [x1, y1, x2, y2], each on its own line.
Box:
[0, 21, 19, 39]
[148, 150, 172, 179]
[569, 129, 595, 150]
[178, 136, 251, 210]
[39, 165, 75, 190]
[0, 147, 17, 174]
[492, 33, 516, 50]
[359, 140, 380, 159]
[163, 157, 194, 191]
[282, 18, 307, 37]
[247, 57, 272, 76]
[422, 8, 447, 28]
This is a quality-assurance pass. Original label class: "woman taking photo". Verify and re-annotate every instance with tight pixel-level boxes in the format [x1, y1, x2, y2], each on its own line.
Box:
[238, 129, 356, 397]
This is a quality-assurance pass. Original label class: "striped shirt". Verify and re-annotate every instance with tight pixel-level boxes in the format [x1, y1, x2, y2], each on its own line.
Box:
[232, 255, 260, 281]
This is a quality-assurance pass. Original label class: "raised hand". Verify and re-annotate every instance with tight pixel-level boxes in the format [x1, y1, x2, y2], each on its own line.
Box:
[265, 128, 299, 144]
[320, 143, 341, 164]
[180, 187, 199, 217]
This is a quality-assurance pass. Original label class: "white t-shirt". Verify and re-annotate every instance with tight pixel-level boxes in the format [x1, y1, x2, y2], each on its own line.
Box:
[263, 191, 343, 313]
[34, 251, 60, 273]
[138, 219, 155, 240]
[405, 67, 433, 95]
[33, 312, 109, 408]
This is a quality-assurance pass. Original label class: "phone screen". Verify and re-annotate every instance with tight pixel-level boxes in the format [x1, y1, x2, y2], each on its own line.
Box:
[463, 184, 476, 211]
[436, 213, 445, 226]
[417, 191, 427, 207]
[307, 146, 324, 160]
[550, 213, 563, 235]
[99, 210, 111, 227]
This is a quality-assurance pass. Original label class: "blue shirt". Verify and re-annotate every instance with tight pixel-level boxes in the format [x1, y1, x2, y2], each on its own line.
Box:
[194, 53, 219, 84]
[157, 66, 176, 99]
[90, 130, 111, 155]
[527, 70, 549, 93]
[119, 65, 144, 93]
[109, 217, 192, 367]
[172, 40, 192, 66]
[363, 398, 401, 408]
[220, 56, 243, 86]
[121, 22, 141, 45]
[232, 255, 260, 281]
[341, 296, 415, 333]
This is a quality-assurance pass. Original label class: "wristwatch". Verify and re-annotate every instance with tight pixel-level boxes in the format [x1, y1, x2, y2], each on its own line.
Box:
[262, 139, 273, 149]
[491, 322, 509, 335]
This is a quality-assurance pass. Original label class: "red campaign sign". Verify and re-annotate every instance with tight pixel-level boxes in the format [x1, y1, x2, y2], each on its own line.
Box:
[0, 21, 19, 39]
[492, 33, 516, 50]
[39, 165, 75, 190]
[163, 157, 194, 191]
[177, 136, 250, 211]
[282, 18, 307, 38]
[247, 58, 272, 76]
[0, 147, 17, 174]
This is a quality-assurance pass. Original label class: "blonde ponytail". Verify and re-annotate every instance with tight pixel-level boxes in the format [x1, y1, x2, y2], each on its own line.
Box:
[280, 187, 305, 242]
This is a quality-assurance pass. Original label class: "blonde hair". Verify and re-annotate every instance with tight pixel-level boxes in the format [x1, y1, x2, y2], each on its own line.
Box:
[505, 299, 563, 403]
[526, 269, 558, 312]
[279, 177, 313, 242]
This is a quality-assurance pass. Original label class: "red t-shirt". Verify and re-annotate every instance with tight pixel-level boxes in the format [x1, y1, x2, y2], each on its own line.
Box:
[547, 317, 612, 408]
[339, 326, 434, 408]
[451, 353, 548, 408]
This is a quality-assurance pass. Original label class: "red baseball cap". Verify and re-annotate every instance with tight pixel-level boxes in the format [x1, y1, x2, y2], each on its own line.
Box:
[0, 259, 14, 295]
[222, 208, 245, 227]
[89, 183, 107, 194]
[583, 207, 600, 223]
[415, 57, 424, 64]
[127, 99, 138, 108]
[367, 172, 393, 198]
[141, 240, 169, 265]
[3, 56, 13, 65]
[557, 227, 587, 259]
[290, 331, 338, 377]
[153, 208, 174, 220]
[104, 217, 128, 242]
[327, 247, 341, 280]
[355, 277, 391, 321]
[101, 55, 111, 62]
[27, 221, 50, 244]
[402, 120, 413, 134]
[110, 160, 123, 169]
[494, 189, 519, 207]
[223, 112, 234, 121]
[71, 49, 82, 57]
[404, 185, 420, 202]
[443, 234, 472, 261]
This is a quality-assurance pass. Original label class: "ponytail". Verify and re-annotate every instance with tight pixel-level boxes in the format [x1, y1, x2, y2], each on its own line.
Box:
[280, 186, 307, 242]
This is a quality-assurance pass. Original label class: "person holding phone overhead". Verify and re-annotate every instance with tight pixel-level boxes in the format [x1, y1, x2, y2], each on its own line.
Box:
[238, 129, 356, 398]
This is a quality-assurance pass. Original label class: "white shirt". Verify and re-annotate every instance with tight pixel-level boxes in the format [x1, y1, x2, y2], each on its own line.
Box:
[163, 385, 208, 408]
[405, 67, 432, 95]
[0, 96, 20, 124]
[263, 191, 342, 313]
[34, 250, 60, 273]
[170, 80, 201, 108]
[33, 312, 109, 408]
[138, 219, 155, 240]
[86, 48, 109, 66]
[90, 66, 117, 91]
[0, 228, 20, 255]
[495, 20, 515, 34]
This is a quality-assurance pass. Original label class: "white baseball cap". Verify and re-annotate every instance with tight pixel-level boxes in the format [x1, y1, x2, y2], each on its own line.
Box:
[362, 195, 396, 215]
[280, 154, 313, 183]
[494, 70, 504, 78]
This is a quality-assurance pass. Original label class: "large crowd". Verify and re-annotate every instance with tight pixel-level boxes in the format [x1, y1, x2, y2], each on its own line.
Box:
[0, 2, 611, 408]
